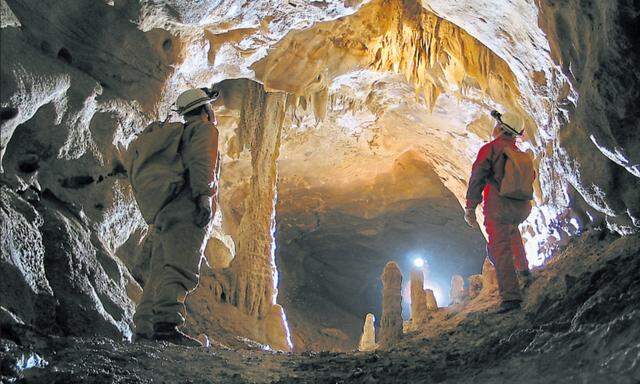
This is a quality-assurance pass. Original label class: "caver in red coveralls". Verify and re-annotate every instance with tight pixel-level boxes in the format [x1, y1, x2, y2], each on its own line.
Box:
[466, 133, 532, 302]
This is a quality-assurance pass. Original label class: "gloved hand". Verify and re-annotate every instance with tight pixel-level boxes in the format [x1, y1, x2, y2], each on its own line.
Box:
[464, 207, 477, 228]
[194, 195, 213, 228]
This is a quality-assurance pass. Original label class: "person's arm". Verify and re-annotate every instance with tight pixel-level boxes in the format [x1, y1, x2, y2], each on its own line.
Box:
[464, 143, 494, 227]
[183, 120, 219, 199]
[465, 143, 493, 209]
[183, 120, 219, 227]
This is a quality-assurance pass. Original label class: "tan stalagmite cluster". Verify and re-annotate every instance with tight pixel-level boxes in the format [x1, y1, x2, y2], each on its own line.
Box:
[380, 261, 403, 347]
[358, 313, 377, 352]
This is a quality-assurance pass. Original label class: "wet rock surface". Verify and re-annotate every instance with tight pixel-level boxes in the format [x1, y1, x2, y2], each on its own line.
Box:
[2, 233, 637, 383]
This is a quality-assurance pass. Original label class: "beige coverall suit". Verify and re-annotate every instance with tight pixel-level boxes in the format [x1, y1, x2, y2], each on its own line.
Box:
[134, 116, 219, 335]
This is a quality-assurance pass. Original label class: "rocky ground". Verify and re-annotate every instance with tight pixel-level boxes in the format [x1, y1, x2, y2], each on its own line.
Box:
[1, 231, 639, 384]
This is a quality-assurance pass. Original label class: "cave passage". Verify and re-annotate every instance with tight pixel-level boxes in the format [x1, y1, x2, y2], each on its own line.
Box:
[1, 0, 639, 382]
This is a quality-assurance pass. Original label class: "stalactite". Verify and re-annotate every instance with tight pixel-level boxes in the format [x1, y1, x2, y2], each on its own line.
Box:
[366, 0, 521, 112]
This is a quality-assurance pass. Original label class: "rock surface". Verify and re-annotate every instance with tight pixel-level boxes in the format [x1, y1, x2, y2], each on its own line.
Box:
[1, 233, 637, 383]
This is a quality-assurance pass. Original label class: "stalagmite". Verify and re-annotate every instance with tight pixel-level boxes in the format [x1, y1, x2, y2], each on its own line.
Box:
[482, 258, 498, 292]
[450, 274, 465, 304]
[380, 261, 403, 347]
[410, 269, 428, 328]
[424, 289, 438, 311]
[358, 313, 377, 352]
[468, 274, 483, 299]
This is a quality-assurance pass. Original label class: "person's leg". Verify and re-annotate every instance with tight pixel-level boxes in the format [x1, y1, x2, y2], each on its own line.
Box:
[152, 189, 208, 328]
[510, 225, 528, 273]
[133, 231, 161, 338]
[486, 220, 521, 303]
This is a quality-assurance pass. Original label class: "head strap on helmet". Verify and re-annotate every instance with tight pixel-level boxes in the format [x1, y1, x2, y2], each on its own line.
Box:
[490, 110, 523, 136]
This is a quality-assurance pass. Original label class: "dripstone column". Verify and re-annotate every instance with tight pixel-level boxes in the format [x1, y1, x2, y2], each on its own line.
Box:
[380, 261, 403, 347]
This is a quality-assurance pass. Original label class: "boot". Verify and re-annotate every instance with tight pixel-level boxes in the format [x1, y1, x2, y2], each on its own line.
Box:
[497, 300, 521, 314]
[153, 322, 203, 347]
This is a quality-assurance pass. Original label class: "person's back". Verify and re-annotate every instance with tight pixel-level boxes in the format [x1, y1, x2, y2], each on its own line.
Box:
[464, 111, 534, 313]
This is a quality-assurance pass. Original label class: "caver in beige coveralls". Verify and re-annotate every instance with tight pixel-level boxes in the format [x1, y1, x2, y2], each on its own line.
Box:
[133, 115, 219, 335]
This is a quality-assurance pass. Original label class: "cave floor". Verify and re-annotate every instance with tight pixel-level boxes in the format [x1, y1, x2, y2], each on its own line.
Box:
[2, 232, 639, 384]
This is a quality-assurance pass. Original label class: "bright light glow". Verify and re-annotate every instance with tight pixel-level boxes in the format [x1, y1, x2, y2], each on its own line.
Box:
[413, 258, 425, 268]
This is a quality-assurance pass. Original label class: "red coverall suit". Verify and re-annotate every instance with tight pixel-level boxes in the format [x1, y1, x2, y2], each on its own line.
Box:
[466, 134, 532, 302]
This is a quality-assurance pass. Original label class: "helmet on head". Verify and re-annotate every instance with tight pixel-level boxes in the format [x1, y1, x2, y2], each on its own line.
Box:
[490, 110, 524, 136]
[176, 87, 219, 115]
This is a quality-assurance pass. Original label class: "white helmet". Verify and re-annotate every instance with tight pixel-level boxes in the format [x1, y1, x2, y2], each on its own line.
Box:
[491, 110, 524, 136]
[176, 88, 219, 115]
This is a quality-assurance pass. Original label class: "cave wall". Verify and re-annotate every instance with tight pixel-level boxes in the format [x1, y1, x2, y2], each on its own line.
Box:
[537, 0, 640, 233]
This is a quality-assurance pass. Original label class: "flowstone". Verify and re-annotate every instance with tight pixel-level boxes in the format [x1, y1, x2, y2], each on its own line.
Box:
[380, 261, 403, 347]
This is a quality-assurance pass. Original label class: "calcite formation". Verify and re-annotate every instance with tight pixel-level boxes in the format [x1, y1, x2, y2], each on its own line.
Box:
[410, 269, 428, 328]
[450, 274, 466, 305]
[358, 313, 377, 352]
[424, 289, 438, 311]
[481, 258, 498, 292]
[380, 261, 403, 347]
[467, 274, 484, 299]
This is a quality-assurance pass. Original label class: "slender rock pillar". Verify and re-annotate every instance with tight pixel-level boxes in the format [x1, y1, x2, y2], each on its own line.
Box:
[380, 261, 403, 347]
[450, 274, 465, 304]
[358, 313, 377, 351]
[410, 269, 428, 327]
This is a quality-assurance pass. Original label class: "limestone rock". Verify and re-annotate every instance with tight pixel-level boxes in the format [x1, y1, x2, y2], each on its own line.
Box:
[0, 186, 135, 339]
[410, 269, 428, 328]
[482, 258, 498, 292]
[358, 313, 376, 352]
[467, 274, 483, 299]
[424, 289, 438, 311]
[450, 274, 465, 305]
[380, 261, 403, 347]
[264, 304, 292, 352]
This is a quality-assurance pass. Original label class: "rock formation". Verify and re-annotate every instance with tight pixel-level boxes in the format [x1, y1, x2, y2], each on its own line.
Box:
[380, 261, 403, 347]
[424, 289, 438, 311]
[481, 258, 498, 292]
[450, 274, 466, 305]
[467, 275, 484, 299]
[358, 313, 377, 352]
[410, 269, 428, 328]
